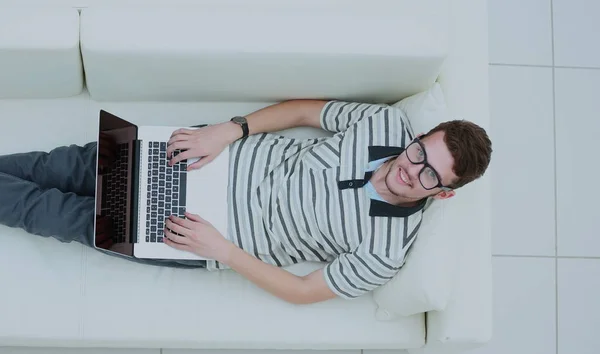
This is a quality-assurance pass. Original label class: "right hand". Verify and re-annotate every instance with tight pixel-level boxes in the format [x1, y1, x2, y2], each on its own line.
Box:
[167, 122, 240, 171]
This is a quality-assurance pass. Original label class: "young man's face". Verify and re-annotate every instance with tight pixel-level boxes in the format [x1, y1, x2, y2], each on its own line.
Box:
[379, 131, 458, 205]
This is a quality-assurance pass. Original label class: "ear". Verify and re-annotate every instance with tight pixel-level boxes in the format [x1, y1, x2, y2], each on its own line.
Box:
[432, 190, 455, 200]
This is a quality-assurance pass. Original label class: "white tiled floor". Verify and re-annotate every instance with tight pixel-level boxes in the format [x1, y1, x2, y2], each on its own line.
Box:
[488, 0, 553, 65]
[475, 0, 600, 354]
[489, 65, 555, 256]
[555, 68, 600, 257]
[557, 259, 600, 354]
[553, 0, 600, 68]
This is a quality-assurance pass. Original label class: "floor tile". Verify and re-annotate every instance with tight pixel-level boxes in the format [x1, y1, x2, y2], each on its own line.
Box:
[467, 257, 556, 354]
[553, 0, 600, 68]
[488, 0, 552, 65]
[489, 66, 555, 256]
[558, 259, 600, 354]
[555, 68, 600, 257]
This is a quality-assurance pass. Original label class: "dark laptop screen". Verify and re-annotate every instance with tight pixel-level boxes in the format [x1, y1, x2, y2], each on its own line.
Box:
[95, 110, 137, 256]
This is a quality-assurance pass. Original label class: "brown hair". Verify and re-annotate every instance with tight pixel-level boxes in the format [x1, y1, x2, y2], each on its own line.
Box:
[425, 120, 492, 189]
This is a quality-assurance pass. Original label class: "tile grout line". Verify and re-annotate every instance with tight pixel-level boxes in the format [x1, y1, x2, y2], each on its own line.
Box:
[492, 254, 600, 260]
[489, 63, 553, 68]
[550, 0, 559, 353]
[554, 65, 600, 70]
[489, 63, 600, 71]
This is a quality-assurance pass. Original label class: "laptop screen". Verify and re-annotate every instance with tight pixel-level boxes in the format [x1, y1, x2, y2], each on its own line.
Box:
[95, 110, 138, 257]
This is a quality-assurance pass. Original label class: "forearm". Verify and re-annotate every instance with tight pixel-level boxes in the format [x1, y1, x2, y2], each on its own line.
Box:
[222, 245, 310, 304]
[221, 100, 326, 142]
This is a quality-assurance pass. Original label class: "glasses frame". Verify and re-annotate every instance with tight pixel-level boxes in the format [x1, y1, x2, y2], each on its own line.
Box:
[405, 138, 453, 191]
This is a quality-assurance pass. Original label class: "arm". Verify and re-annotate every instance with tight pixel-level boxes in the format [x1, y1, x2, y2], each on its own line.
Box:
[167, 99, 327, 169]
[164, 212, 337, 305]
[225, 245, 337, 305]
[223, 99, 327, 141]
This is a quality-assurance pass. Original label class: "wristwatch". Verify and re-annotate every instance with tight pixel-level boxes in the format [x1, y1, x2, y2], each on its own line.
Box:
[230, 116, 249, 139]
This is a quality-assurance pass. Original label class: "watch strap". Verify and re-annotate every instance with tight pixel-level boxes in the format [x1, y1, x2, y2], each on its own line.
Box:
[230, 116, 249, 139]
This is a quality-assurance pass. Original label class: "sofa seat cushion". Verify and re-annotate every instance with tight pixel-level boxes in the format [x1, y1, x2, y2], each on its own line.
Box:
[0, 7, 83, 98]
[0, 96, 425, 349]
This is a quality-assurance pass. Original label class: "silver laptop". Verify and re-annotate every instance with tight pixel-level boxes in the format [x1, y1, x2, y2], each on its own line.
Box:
[93, 110, 229, 260]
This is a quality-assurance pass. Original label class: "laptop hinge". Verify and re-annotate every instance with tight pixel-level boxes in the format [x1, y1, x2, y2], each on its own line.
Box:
[130, 139, 142, 244]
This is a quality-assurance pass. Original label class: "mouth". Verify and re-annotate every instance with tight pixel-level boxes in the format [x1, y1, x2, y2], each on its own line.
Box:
[396, 166, 412, 187]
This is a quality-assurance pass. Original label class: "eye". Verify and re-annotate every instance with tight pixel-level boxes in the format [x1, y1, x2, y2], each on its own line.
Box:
[425, 168, 438, 182]
[416, 146, 425, 158]
[428, 170, 437, 179]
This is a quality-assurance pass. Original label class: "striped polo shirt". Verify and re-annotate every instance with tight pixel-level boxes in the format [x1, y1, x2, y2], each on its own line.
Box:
[207, 101, 425, 299]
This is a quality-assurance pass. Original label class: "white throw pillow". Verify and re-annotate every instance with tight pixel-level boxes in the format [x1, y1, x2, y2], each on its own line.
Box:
[372, 83, 459, 319]
[392, 81, 450, 135]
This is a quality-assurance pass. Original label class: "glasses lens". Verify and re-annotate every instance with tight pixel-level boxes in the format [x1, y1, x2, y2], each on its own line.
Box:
[407, 142, 425, 163]
[419, 167, 440, 189]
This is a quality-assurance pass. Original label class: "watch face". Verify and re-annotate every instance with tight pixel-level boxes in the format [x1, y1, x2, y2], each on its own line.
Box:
[232, 116, 246, 124]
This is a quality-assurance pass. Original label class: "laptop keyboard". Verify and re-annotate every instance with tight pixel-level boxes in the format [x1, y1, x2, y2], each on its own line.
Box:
[102, 143, 130, 243]
[145, 141, 187, 243]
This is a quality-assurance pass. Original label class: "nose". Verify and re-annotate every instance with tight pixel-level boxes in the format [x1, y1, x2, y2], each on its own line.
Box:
[406, 163, 421, 182]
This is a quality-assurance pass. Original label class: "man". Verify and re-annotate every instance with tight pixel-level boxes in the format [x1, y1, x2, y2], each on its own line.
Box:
[0, 99, 492, 305]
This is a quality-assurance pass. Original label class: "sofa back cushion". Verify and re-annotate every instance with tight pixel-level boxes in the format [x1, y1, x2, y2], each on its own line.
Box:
[0, 7, 83, 99]
[80, 4, 448, 102]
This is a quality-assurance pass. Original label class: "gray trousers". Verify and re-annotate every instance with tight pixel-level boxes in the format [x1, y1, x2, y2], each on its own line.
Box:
[0, 142, 205, 269]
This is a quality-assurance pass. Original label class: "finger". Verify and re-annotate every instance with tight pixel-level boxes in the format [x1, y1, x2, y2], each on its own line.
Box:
[169, 128, 194, 139]
[166, 142, 181, 158]
[184, 212, 210, 225]
[165, 218, 191, 238]
[164, 236, 193, 252]
[168, 214, 197, 230]
[167, 134, 191, 150]
[166, 141, 191, 159]
[187, 155, 213, 171]
[170, 150, 198, 167]
[164, 226, 191, 245]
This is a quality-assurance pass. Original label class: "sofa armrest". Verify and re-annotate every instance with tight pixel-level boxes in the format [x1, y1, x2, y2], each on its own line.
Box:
[408, 177, 492, 354]
[408, 0, 493, 352]
[416, 208, 493, 354]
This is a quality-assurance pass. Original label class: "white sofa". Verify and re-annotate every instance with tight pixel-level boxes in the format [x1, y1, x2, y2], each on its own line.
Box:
[0, 1, 492, 353]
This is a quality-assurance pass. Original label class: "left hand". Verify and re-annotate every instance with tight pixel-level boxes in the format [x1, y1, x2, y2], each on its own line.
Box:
[163, 212, 235, 262]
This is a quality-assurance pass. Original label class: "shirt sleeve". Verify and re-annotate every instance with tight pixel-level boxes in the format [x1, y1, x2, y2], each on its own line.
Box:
[323, 250, 404, 299]
[320, 101, 388, 134]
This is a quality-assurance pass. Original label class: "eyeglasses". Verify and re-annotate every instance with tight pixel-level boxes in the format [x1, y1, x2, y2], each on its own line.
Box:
[405, 138, 452, 191]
